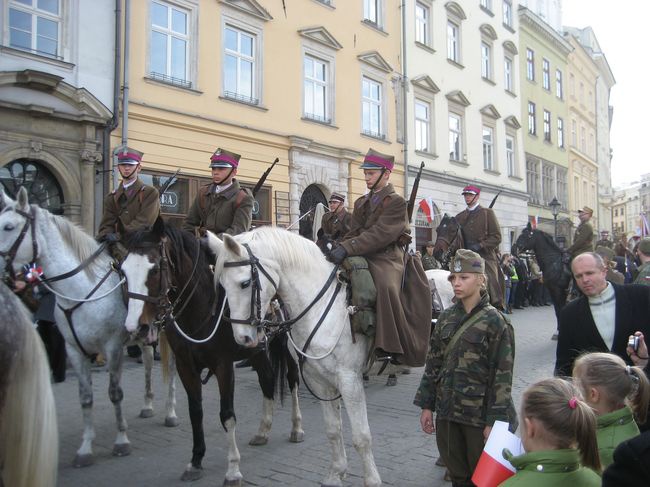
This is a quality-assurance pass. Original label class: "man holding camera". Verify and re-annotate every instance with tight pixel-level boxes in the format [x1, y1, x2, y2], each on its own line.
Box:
[554, 251, 650, 377]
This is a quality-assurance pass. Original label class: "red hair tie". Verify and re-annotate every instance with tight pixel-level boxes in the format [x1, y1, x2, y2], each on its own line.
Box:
[568, 397, 578, 409]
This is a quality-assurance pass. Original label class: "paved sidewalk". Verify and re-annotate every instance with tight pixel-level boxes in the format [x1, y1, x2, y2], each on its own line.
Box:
[55, 305, 557, 486]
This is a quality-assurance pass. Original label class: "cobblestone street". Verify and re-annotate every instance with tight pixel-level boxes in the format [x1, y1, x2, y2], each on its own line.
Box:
[54, 305, 557, 487]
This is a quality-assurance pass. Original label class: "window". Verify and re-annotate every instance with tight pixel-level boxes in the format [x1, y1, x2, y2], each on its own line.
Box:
[303, 55, 329, 123]
[447, 21, 460, 62]
[621, 207, 624, 216]
[506, 135, 515, 176]
[542, 164, 554, 205]
[415, 2, 430, 46]
[571, 119, 577, 147]
[224, 25, 257, 104]
[557, 168, 567, 208]
[556, 69, 563, 99]
[580, 125, 586, 152]
[362, 76, 383, 138]
[569, 72, 575, 97]
[364, 0, 383, 28]
[542, 58, 550, 90]
[557, 117, 564, 148]
[543, 110, 551, 142]
[415, 99, 431, 152]
[8, 0, 61, 58]
[481, 0, 492, 11]
[527, 159, 541, 205]
[449, 113, 463, 161]
[579, 82, 585, 104]
[150, 1, 190, 87]
[482, 126, 494, 170]
[504, 56, 513, 91]
[502, 0, 513, 28]
[528, 101, 536, 135]
[526, 48, 535, 81]
[481, 42, 491, 79]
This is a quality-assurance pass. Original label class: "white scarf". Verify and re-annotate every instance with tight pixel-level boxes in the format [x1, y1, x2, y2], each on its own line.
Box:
[588, 282, 616, 350]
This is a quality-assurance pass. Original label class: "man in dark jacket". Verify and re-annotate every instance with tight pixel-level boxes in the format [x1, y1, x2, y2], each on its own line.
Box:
[554, 252, 650, 377]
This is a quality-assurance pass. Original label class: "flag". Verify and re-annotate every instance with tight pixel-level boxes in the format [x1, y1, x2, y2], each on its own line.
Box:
[419, 197, 435, 223]
[641, 213, 649, 237]
[471, 421, 523, 487]
[528, 215, 538, 229]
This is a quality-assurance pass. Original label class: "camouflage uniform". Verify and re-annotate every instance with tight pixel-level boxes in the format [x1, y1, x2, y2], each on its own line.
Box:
[635, 262, 650, 286]
[421, 252, 440, 270]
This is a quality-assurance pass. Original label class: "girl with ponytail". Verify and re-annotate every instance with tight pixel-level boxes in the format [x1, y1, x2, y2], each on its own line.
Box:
[499, 378, 601, 486]
[573, 351, 650, 467]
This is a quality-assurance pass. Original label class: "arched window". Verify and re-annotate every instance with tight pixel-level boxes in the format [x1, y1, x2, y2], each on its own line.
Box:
[298, 184, 327, 240]
[0, 159, 64, 214]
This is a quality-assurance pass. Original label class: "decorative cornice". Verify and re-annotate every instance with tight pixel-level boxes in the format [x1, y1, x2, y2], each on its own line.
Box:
[502, 40, 518, 55]
[504, 115, 521, 129]
[220, 0, 273, 21]
[445, 1, 466, 20]
[480, 23, 498, 41]
[446, 90, 470, 107]
[411, 75, 440, 94]
[480, 104, 501, 119]
[357, 51, 393, 73]
[298, 26, 343, 50]
[519, 7, 572, 57]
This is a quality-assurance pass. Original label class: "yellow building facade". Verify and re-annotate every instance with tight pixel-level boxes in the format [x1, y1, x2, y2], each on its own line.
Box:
[110, 0, 404, 236]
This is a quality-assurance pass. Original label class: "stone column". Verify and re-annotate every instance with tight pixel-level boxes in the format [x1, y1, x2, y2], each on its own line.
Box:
[80, 149, 102, 234]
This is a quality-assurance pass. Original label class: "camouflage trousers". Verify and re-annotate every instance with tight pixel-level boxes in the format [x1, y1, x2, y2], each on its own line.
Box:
[435, 418, 484, 487]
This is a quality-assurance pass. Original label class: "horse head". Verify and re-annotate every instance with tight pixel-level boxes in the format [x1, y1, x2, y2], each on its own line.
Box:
[207, 231, 276, 349]
[514, 222, 536, 255]
[120, 217, 171, 345]
[432, 213, 461, 263]
[0, 187, 38, 280]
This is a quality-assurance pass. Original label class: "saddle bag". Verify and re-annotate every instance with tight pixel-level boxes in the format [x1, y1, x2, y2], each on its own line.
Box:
[340, 256, 376, 337]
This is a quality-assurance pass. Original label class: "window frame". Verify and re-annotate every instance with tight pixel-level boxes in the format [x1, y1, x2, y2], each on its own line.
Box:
[7, 0, 63, 59]
[526, 48, 535, 81]
[481, 41, 492, 80]
[543, 109, 551, 142]
[446, 20, 461, 63]
[502, 0, 513, 28]
[363, 0, 385, 30]
[542, 58, 550, 91]
[414, 98, 432, 153]
[448, 111, 464, 162]
[504, 55, 513, 92]
[482, 125, 495, 171]
[361, 75, 385, 139]
[505, 134, 516, 177]
[528, 101, 536, 135]
[555, 68, 563, 99]
[302, 52, 332, 124]
[557, 117, 564, 148]
[415, 1, 431, 47]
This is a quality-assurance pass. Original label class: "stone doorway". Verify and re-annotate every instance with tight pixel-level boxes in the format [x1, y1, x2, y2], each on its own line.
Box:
[0, 159, 64, 214]
[298, 184, 327, 240]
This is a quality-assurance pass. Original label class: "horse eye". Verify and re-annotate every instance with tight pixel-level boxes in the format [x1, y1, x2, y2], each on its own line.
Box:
[3, 223, 14, 231]
[241, 279, 251, 289]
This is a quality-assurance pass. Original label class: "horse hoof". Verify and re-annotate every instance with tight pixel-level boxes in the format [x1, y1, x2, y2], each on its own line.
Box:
[249, 435, 268, 446]
[223, 478, 242, 487]
[73, 453, 94, 468]
[139, 408, 154, 418]
[181, 466, 203, 481]
[289, 431, 305, 443]
[386, 375, 397, 386]
[112, 442, 132, 457]
[165, 416, 179, 427]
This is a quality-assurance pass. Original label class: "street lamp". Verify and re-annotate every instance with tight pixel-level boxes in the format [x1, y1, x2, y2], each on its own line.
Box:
[549, 196, 561, 242]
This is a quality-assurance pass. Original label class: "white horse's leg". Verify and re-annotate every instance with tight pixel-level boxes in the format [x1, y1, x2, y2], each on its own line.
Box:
[223, 417, 243, 487]
[140, 344, 155, 418]
[106, 343, 131, 457]
[289, 386, 305, 443]
[319, 395, 348, 487]
[337, 370, 381, 487]
[67, 348, 95, 467]
[250, 397, 273, 445]
[164, 352, 179, 427]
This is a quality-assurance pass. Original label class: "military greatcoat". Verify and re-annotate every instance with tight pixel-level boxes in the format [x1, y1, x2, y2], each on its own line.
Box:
[320, 208, 351, 241]
[341, 183, 431, 366]
[455, 205, 505, 309]
[97, 178, 160, 240]
[568, 220, 594, 258]
[183, 179, 253, 237]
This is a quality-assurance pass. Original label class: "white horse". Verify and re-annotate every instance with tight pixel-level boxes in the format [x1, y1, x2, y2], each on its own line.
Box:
[0, 282, 58, 487]
[0, 187, 178, 467]
[208, 226, 382, 487]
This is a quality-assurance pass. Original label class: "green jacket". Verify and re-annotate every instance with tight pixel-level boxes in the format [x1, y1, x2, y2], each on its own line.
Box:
[499, 449, 601, 487]
[634, 262, 650, 286]
[568, 221, 594, 258]
[183, 179, 253, 237]
[421, 253, 440, 270]
[97, 178, 160, 239]
[597, 406, 640, 468]
[413, 292, 517, 429]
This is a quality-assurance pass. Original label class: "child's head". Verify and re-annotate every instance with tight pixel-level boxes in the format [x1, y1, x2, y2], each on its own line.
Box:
[521, 378, 601, 472]
[573, 352, 650, 423]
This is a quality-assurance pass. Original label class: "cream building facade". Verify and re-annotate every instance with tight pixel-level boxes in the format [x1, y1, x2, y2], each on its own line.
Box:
[403, 0, 528, 252]
[113, 0, 404, 236]
[0, 0, 115, 233]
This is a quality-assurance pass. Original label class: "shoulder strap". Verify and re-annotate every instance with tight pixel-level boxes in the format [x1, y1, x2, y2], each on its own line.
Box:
[199, 185, 210, 211]
[442, 310, 485, 363]
[235, 189, 246, 209]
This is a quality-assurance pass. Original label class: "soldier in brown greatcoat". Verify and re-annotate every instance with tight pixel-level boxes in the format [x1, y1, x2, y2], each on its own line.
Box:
[97, 145, 160, 243]
[328, 149, 431, 366]
[455, 184, 505, 310]
[183, 148, 254, 238]
[320, 192, 351, 242]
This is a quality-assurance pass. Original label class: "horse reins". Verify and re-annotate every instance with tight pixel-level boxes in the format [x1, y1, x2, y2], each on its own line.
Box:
[0, 205, 37, 286]
[437, 224, 462, 267]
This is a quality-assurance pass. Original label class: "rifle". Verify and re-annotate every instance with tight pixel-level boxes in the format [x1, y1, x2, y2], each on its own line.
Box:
[252, 157, 279, 197]
[406, 161, 425, 221]
[158, 168, 181, 198]
[489, 190, 501, 209]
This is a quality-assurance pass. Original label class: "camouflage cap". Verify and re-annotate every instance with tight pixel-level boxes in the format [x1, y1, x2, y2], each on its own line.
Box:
[595, 245, 615, 261]
[639, 238, 650, 255]
[451, 249, 485, 274]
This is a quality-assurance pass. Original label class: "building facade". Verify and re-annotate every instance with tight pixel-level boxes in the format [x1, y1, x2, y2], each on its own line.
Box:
[0, 0, 115, 232]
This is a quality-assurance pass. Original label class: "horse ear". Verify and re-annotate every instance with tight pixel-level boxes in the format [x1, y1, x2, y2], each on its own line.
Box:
[205, 230, 224, 257]
[16, 186, 29, 211]
[152, 215, 165, 236]
[526, 221, 532, 231]
[222, 233, 244, 257]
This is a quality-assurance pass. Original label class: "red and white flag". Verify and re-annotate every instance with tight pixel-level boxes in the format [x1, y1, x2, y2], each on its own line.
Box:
[472, 421, 523, 487]
[419, 197, 435, 223]
[528, 215, 538, 229]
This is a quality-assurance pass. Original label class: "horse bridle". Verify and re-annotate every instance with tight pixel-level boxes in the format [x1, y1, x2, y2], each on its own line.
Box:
[436, 223, 462, 267]
[0, 205, 38, 285]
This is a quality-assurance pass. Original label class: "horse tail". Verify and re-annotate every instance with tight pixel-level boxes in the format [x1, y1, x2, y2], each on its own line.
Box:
[269, 332, 289, 406]
[1, 322, 58, 487]
[159, 330, 172, 384]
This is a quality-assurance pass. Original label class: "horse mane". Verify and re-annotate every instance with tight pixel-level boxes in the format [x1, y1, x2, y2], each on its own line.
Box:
[48, 209, 110, 276]
[533, 229, 562, 254]
[219, 226, 326, 274]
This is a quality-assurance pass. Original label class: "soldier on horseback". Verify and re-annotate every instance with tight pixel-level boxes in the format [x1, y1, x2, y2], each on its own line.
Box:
[320, 192, 351, 243]
[455, 184, 505, 310]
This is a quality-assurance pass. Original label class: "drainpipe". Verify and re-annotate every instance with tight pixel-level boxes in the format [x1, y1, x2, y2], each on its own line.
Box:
[121, 0, 130, 148]
[400, 0, 409, 202]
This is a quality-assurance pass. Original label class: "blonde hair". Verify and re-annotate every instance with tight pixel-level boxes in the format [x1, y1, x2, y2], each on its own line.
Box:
[522, 378, 601, 472]
[573, 352, 650, 424]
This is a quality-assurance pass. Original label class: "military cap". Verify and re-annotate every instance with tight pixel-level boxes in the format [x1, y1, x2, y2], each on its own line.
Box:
[461, 184, 481, 195]
[209, 148, 240, 168]
[577, 206, 593, 215]
[360, 148, 395, 171]
[451, 249, 485, 274]
[600, 229, 610, 235]
[116, 145, 143, 165]
[426, 241, 435, 247]
[595, 246, 615, 261]
[639, 238, 650, 255]
[329, 192, 345, 203]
